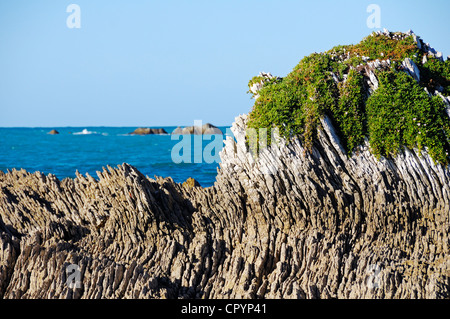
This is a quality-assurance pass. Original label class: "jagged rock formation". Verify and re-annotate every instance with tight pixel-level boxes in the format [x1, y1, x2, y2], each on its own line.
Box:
[0, 111, 449, 299]
[1, 30, 450, 299]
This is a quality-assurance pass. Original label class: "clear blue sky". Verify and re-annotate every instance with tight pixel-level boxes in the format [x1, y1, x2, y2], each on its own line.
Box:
[0, 0, 449, 127]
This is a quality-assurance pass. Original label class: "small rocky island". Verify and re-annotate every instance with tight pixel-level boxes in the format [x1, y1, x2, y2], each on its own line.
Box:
[172, 123, 222, 135]
[129, 127, 168, 135]
[0, 30, 449, 299]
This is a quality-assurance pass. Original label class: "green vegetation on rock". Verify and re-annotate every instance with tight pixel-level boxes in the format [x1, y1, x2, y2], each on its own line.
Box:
[331, 69, 367, 154]
[421, 58, 450, 95]
[247, 31, 450, 165]
[348, 32, 419, 62]
[366, 70, 450, 163]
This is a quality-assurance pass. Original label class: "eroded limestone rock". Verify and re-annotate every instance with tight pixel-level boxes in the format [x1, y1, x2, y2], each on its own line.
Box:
[0, 113, 449, 299]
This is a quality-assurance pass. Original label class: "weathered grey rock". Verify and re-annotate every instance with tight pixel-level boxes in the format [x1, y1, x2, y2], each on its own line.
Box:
[172, 123, 221, 135]
[129, 127, 168, 135]
[423, 42, 444, 62]
[402, 58, 420, 82]
[362, 59, 391, 93]
[413, 33, 422, 50]
[0, 110, 449, 299]
[367, 70, 379, 91]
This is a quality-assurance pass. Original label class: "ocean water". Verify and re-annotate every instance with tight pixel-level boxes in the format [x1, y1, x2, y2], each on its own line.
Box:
[0, 127, 231, 187]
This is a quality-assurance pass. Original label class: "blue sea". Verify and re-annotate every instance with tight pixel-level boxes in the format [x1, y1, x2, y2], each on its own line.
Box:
[0, 127, 231, 187]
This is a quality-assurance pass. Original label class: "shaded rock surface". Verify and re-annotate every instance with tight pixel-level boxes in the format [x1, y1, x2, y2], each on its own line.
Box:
[0, 113, 449, 299]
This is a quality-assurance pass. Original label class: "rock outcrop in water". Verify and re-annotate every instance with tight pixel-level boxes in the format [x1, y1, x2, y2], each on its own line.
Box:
[172, 123, 222, 135]
[129, 127, 168, 135]
[1, 30, 449, 299]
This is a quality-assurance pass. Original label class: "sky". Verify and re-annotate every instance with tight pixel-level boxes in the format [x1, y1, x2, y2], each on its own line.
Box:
[0, 0, 449, 127]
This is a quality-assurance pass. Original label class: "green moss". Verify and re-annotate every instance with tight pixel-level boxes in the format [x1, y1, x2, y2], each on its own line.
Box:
[330, 69, 367, 154]
[366, 70, 450, 164]
[420, 58, 450, 95]
[349, 32, 419, 62]
[248, 75, 264, 87]
[247, 75, 282, 99]
[247, 32, 450, 165]
[248, 53, 341, 150]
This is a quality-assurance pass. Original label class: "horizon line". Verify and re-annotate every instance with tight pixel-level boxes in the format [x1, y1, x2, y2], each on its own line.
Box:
[0, 123, 233, 129]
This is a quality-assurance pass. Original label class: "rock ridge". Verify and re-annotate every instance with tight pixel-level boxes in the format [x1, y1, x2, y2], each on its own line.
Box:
[0, 111, 449, 299]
